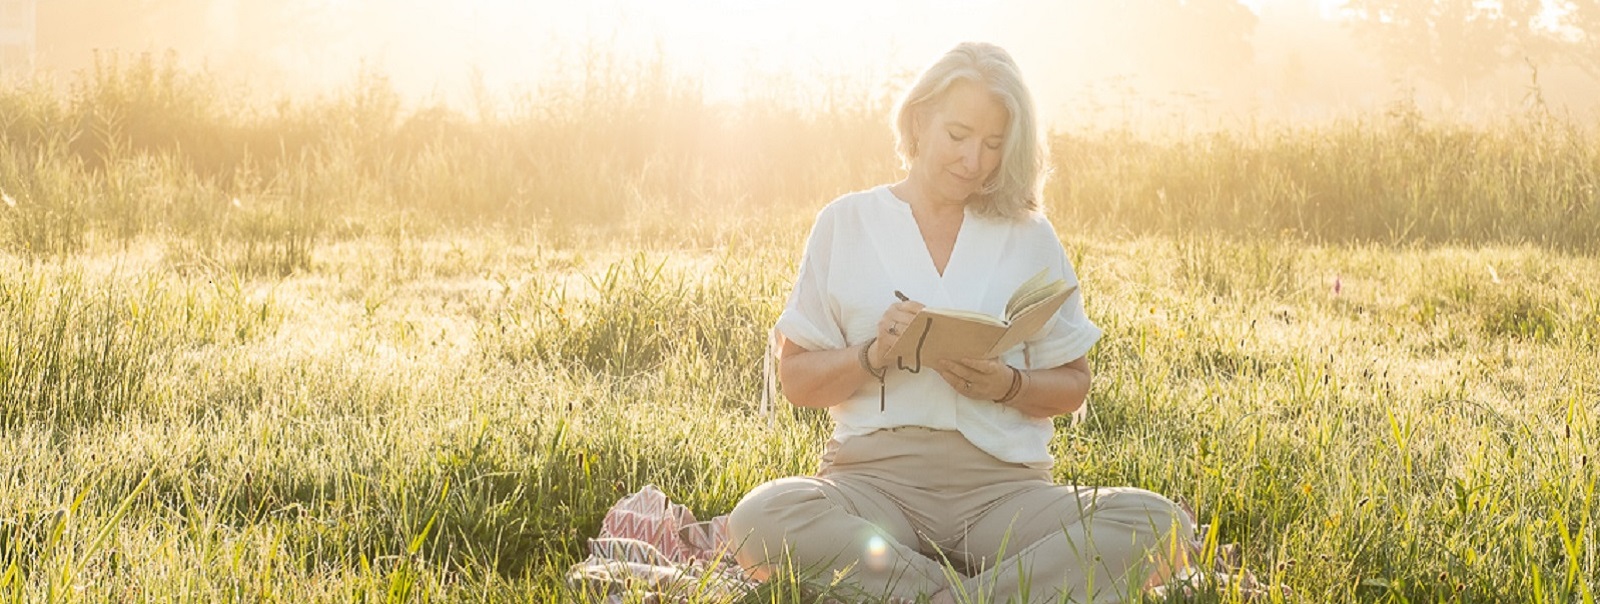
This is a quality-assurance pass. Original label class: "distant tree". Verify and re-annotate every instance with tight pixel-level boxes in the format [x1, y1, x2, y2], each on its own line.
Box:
[1564, 0, 1600, 80]
[1172, 0, 1261, 88]
[1342, 0, 1600, 99]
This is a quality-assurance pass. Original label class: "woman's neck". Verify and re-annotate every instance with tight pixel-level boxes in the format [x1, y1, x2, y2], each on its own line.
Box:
[891, 178, 965, 221]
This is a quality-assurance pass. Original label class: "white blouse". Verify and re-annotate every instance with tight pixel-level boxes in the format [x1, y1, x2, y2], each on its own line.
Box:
[776, 185, 1103, 468]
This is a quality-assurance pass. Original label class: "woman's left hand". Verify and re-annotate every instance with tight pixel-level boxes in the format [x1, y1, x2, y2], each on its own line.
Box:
[936, 358, 1012, 400]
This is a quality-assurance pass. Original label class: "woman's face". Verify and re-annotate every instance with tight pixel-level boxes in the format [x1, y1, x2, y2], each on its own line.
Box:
[911, 80, 1008, 206]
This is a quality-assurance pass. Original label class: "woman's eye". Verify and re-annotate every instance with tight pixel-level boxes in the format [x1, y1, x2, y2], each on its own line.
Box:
[985, 142, 1002, 150]
[948, 131, 963, 141]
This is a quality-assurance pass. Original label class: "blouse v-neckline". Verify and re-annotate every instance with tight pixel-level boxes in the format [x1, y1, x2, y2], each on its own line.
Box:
[872, 186, 1007, 311]
[885, 186, 965, 278]
[916, 208, 963, 277]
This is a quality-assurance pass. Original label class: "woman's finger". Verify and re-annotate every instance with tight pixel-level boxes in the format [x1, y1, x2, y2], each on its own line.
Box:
[933, 367, 967, 390]
[948, 357, 1003, 376]
[939, 360, 991, 383]
[893, 301, 926, 315]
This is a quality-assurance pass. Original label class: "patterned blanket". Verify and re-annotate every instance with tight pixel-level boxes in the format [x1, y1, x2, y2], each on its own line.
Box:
[566, 486, 754, 603]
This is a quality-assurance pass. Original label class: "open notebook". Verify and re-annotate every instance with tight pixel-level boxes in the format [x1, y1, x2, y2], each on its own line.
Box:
[885, 268, 1076, 370]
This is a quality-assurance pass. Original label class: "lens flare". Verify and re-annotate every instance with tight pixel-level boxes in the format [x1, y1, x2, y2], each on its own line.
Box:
[866, 535, 889, 571]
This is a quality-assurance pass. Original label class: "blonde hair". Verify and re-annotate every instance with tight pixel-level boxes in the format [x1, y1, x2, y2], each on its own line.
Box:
[892, 42, 1046, 220]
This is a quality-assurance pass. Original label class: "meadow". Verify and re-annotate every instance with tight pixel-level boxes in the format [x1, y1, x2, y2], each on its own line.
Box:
[1, 54, 1598, 602]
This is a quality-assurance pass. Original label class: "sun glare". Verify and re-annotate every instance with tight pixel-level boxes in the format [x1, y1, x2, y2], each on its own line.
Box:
[327, 0, 1371, 124]
[471, 0, 984, 102]
[26, 0, 1600, 127]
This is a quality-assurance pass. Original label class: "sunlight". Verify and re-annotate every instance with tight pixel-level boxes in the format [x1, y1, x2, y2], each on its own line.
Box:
[474, 0, 978, 102]
[28, 0, 1600, 127]
[6, 4, 1600, 603]
[1239, 0, 1347, 18]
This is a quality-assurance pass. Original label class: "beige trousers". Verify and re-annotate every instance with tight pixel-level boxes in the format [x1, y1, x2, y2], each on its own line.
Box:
[728, 427, 1192, 604]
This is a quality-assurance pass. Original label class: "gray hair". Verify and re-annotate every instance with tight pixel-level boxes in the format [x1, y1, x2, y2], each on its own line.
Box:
[892, 42, 1045, 220]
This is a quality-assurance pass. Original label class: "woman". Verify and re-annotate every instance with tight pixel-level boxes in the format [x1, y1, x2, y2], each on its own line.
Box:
[727, 43, 1192, 603]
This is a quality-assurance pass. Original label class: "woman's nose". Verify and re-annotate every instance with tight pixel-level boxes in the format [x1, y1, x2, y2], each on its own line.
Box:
[961, 142, 981, 170]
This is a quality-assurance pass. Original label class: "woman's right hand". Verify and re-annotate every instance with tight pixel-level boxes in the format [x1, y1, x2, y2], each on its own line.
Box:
[870, 300, 924, 369]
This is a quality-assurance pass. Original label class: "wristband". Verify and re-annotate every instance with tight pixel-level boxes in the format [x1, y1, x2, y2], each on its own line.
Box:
[859, 337, 887, 411]
[994, 366, 1024, 404]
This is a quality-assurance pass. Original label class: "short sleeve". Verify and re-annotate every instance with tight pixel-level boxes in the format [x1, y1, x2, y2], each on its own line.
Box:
[1022, 244, 1103, 369]
[775, 208, 848, 352]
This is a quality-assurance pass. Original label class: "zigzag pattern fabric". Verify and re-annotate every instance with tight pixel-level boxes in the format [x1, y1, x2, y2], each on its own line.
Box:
[598, 485, 703, 563]
[568, 486, 751, 603]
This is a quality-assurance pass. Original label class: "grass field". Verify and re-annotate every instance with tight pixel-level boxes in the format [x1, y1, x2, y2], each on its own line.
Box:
[2, 55, 1598, 602]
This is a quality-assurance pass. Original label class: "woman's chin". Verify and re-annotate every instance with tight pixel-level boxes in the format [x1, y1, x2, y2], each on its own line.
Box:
[933, 183, 980, 205]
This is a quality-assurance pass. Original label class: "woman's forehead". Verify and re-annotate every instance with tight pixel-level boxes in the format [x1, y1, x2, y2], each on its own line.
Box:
[933, 81, 1008, 133]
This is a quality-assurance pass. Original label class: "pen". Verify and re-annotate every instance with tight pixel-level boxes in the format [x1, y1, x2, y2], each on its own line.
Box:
[894, 290, 909, 302]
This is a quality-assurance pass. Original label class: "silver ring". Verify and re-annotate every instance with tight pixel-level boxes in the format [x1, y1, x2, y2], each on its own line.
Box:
[888, 324, 899, 336]
[963, 380, 972, 391]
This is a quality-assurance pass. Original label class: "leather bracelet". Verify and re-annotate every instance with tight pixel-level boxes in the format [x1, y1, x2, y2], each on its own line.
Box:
[859, 337, 886, 378]
[994, 366, 1024, 404]
[859, 337, 888, 411]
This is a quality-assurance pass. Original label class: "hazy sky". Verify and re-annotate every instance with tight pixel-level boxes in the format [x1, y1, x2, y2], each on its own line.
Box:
[247, 0, 1352, 120]
[29, 0, 1600, 127]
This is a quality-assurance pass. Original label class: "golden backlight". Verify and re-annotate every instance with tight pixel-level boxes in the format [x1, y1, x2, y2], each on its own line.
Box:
[27, 0, 1600, 127]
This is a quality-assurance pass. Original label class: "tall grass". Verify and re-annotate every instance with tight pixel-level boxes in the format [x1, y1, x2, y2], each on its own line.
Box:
[1, 54, 1597, 602]
[1, 52, 900, 260]
[1051, 113, 1600, 249]
[4, 52, 1598, 257]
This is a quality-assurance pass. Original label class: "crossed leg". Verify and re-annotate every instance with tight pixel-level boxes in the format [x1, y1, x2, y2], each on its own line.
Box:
[728, 475, 958, 601]
[950, 486, 1193, 604]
